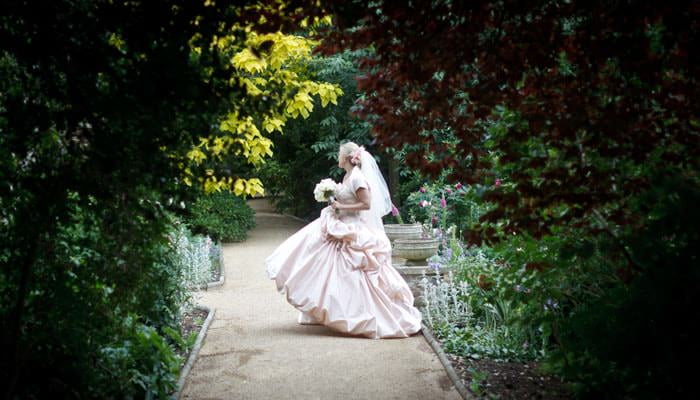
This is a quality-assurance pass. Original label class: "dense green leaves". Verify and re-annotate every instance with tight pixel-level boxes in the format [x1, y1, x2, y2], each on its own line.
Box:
[317, 0, 700, 241]
[0, 0, 318, 397]
[406, 174, 700, 397]
[312, 2, 699, 397]
[185, 191, 256, 243]
[3, 0, 697, 397]
[259, 48, 376, 219]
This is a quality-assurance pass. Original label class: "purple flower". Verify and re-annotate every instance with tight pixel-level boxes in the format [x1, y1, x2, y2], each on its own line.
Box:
[440, 197, 447, 208]
[445, 188, 452, 194]
[429, 261, 442, 270]
[455, 182, 463, 189]
[419, 186, 426, 193]
[391, 204, 399, 217]
[443, 248, 453, 261]
[419, 200, 429, 208]
[431, 215, 438, 226]
[495, 178, 502, 187]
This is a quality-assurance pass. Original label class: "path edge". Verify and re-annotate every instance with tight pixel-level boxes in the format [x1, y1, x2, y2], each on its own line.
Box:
[248, 196, 310, 224]
[421, 322, 473, 400]
[205, 244, 226, 289]
[255, 210, 308, 224]
[281, 212, 308, 223]
[174, 304, 216, 400]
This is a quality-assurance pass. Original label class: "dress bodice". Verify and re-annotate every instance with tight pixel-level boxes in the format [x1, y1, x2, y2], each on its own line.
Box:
[336, 180, 357, 203]
[334, 167, 368, 219]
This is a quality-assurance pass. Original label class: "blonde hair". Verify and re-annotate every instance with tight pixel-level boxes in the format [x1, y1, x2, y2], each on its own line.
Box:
[339, 142, 361, 167]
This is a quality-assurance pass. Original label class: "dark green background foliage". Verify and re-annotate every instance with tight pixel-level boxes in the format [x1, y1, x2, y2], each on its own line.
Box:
[541, 174, 700, 398]
[258, 49, 378, 220]
[186, 191, 256, 243]
[0, 0, 275, 397]
[0, 189, 192, 398]
[2, 0, 698, 398]
[406, 171, 700, 398]
[311, 1, 699, 396]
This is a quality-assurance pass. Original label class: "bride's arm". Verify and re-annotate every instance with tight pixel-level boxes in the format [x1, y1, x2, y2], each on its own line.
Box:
[332, 188, 371, 211]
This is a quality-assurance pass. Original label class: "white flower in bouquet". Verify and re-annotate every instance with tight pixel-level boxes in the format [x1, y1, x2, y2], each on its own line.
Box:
[313, 178, 338, 202]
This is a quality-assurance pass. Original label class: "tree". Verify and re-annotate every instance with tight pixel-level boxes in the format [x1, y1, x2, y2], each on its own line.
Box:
[311, 1, 700, 396]
[314, 0, 699, 242]
[258, 48, 376, 219]
[0, 0, 328, 396]
[181, 21, 342, 197]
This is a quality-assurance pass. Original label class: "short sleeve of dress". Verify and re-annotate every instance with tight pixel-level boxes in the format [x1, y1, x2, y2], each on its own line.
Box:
[349, 168, 369, 194]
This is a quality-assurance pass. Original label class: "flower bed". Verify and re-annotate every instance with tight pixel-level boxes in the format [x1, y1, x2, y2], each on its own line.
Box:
[175, 307, 209, 370]
[419, 263, 572, 399]
[168, 221, 224, 295]
[443, 350, 570, 399]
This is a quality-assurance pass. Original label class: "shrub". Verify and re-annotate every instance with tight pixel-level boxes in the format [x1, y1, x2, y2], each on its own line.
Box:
[168, 221, 218, 293]
[403, 180, 491, 237]
[0, 192, 200, 398]
[97, 315, 181, 399]
[186, 191, 256, 243]
[539, 175, 700, 398]
[427, 173, 700, 398]
[420, 245, 543, 362]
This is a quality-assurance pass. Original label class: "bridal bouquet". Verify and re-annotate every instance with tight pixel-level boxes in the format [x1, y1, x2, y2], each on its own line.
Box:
[313, 178, 337, 202]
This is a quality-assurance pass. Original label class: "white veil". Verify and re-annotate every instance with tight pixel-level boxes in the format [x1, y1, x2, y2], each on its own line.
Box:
[358, 149, 392, 232]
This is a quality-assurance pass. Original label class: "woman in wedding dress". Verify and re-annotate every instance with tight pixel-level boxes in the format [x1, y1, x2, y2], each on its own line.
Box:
[265, 142, 422, 339]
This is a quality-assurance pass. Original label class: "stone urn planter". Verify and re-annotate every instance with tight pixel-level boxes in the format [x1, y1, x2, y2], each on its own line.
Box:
[393, 237, 440, 266]
[383, 223, 423, 242]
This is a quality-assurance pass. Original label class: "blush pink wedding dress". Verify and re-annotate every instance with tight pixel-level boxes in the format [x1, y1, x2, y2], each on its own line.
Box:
[265, 166, 422, 339]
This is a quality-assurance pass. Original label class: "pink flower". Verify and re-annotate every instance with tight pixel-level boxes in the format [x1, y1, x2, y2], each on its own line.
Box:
[431, 215, 438, 225]
[391, 204, 399, 217]
[350, 146, 365, 165]
[419, 186, 426, 193]
[445, 188, 452, 194]
[419, 200, 429, 207]
[440, 197, 447, 208]
[495, 178, 502, 187]
[455, 182, 463, 189]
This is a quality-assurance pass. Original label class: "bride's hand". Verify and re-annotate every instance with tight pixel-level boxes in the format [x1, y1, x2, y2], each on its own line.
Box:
[331, 200, 341, 210]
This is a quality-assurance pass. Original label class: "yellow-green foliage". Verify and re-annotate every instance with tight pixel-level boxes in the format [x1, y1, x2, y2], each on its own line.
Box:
[181, 22, 342, 197]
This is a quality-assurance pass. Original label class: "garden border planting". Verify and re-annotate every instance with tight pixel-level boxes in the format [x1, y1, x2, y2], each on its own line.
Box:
[205, 244, 226, 289]
[421, 322, 472, 400]
[174, 305, 216, 400]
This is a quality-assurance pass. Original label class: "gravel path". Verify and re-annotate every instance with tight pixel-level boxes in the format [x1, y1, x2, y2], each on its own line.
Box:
[180, 199, 461, 399]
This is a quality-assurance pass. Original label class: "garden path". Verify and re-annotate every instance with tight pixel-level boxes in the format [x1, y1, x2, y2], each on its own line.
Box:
[180, 198, 461, 399]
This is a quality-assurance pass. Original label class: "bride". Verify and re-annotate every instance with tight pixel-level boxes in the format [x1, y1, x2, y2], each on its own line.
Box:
[265, 141, 422, 339]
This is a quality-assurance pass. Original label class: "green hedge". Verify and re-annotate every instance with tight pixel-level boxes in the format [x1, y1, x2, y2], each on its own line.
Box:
[185, 191, 256, 243]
